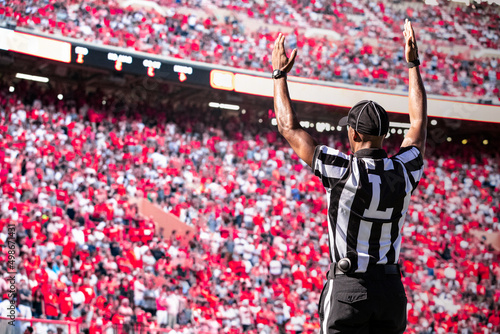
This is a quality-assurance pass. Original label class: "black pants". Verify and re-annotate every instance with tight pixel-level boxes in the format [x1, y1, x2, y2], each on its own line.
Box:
[318, 269, 407, 334]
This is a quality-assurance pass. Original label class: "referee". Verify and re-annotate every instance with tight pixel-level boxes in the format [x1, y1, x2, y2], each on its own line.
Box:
[271, 20, 426, 333]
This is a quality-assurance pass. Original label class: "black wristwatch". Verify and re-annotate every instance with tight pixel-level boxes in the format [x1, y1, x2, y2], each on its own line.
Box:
[272, 69, 286, 79]
[407, 59, 420, 68]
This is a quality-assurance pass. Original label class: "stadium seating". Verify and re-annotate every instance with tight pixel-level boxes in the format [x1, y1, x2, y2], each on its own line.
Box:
[0, 80, 499, 333]
[1, 0, 499, 101]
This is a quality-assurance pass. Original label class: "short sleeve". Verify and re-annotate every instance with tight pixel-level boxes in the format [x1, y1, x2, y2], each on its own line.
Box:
[312, 145, 350, 189]
[392, 146, 424, 191]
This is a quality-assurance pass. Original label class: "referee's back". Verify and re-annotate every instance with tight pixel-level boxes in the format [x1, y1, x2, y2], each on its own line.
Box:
[312, 145, 424, 273]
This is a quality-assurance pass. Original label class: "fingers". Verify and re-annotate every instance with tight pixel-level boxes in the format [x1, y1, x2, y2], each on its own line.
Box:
[274, 33, 285, 53]
[274, 34, 280, 49]
[403, 25, 410, 46]
[279, 33, 286, 52]
[289, 48, 297, 65]
[407, 20, 417, 48]
[403, 19, 417, 46]
[405, 20, 415, 39]
[273, 33, 298, 71]
[410, 22, 417, 46]
[274, 33, 283, 51]
[273, 33, 288, 53]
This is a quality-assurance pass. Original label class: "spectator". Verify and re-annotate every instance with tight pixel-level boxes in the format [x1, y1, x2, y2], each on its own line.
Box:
[156, 285, 169, 328]
[18, 279, 32, 318]
[23, 327, 34, 334]
[166, 288, 181, 329]
[239, 299, 253, 332]
[141, 280, 157, 316]
[118, 298, 134, 324]
[31, 289, 44, 318]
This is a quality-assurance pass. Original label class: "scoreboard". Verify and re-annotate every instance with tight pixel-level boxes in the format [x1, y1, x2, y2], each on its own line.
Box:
[0, 27, 238, 91]
[69, 43, 240, 92]
[71, 44, 211, 85]
[0, 27, 225, 87]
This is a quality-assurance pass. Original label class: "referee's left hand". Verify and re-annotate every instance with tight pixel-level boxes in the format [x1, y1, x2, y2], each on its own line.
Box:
[272, 33, 297, 73]
[403, 19, 419, 62]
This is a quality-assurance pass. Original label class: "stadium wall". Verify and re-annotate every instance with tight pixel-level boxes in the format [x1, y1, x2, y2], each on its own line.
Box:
[129, 197, 195, 241]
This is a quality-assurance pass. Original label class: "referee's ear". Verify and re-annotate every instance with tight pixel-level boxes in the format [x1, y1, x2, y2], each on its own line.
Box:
[353, 130, 363, 143]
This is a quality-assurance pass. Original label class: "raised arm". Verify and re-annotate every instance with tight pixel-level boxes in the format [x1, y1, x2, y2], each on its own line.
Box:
[272, 34, 317, 167]
[401, 19, 427, 156]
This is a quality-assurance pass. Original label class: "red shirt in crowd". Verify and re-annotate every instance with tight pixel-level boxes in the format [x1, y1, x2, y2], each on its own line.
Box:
[44, 292, 59, 317]
[59, 291, 73, 316]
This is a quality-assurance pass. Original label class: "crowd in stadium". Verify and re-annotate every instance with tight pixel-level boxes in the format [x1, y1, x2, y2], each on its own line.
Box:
[0, 80, 498, 334]
[1, 0, 499, 101]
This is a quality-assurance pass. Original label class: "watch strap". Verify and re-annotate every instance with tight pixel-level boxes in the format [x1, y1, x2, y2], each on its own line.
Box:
[272, 69, 286, 79]
[407, 59, 420, 68]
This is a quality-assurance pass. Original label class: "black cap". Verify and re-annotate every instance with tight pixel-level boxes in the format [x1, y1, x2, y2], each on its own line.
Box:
[338, 100, 389, 136]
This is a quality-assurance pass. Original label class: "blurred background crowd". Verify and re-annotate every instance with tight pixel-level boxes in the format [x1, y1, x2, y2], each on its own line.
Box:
[0, 0, 499, 101]
[0, 0, 499, 333]
[0, 79, 498, 333]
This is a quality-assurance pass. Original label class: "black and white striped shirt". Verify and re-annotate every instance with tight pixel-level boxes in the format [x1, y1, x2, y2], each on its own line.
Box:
[312, 145, 424, 273]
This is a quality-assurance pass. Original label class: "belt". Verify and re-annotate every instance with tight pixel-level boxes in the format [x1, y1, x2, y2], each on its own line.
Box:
[329, 263, 400, 277]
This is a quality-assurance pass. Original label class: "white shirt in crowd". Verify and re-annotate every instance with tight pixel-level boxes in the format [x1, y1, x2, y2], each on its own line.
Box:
[134, 280, 146, 304]
[239, 303, 253, 326]
[269, 259, 282, 276]
[166, 293, 180, 315]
